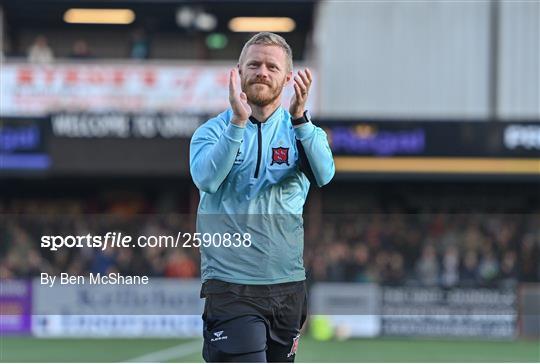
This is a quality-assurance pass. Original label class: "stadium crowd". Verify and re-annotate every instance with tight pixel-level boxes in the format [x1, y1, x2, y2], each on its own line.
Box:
[1, 198, 538, 287]
[304, 213, 539, 286]
[25, 34, 150, 63]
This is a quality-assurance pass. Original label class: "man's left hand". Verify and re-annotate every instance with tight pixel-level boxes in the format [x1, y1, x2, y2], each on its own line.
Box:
[289, 68, 312, 119]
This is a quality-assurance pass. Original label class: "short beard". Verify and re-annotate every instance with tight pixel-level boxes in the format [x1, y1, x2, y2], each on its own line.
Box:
[242, 78, 285, 107]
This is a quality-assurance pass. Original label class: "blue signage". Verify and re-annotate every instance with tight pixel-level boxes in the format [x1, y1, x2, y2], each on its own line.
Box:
[328, 125, 426, 156]
[0, 120, 50, 171]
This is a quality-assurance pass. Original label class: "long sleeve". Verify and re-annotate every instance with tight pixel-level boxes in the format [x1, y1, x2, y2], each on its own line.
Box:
[190, 119, 245, 193]
[294, 122, 335, 187]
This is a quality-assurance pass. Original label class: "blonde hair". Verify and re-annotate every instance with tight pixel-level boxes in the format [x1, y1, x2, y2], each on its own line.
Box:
[238, 32, 293, 72]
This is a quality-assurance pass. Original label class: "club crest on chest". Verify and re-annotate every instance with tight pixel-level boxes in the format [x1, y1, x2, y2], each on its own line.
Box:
[271, 147, 289, 166]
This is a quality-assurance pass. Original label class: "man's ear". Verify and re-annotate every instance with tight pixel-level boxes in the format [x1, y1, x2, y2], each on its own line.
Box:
[286, 71, 293, 84]
[237, 63, 241, 75]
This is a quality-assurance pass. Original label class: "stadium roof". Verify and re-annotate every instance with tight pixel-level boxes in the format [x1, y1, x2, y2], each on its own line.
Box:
[1, 0, 315, 33]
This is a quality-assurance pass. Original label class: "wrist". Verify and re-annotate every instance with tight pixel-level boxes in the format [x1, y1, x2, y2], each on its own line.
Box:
[231, 116, 247, 127]
[291, 110, 310, 126]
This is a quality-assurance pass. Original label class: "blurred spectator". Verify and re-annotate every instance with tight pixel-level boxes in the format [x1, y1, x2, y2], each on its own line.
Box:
[462, 222, 484, 252]
[24, 249, 50, 277]
[460, 250, 479, 285]
[115, 248, 136, 275]
[415, 244, 439, 285]
[499, 250, 518, 286]
[66, 258, 86, 277]
[70, 40, 92, 59]
[374, 251, 390, 283]
[440, 245, 460, 287]
[164, 251, 197, 278]
[478, 248, 500, 284]
[27, 35, 54, 64]
[308, 253, 328, 282]
[130, 28, 151, 59]
[519, 233, 539, 282]
[326, 242, 348, 281]
[90, 248, 117, 274]
[384, 251, 405, 285]
[345, 244, 371, 282]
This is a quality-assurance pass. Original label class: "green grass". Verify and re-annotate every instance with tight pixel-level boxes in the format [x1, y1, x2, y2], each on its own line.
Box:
[296, 337, 540, 362]
[0, 337, 538, 362]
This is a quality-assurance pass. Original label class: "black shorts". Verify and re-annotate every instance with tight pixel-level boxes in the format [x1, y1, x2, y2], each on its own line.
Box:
[200, 279, 307, 363]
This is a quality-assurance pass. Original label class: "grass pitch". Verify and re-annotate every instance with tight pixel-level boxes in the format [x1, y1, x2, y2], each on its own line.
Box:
[1, 336, 539, 362]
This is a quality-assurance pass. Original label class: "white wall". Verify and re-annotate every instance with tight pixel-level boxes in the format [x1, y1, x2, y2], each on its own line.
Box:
[498, 0, 540, 119]
[314, 1, 540, 120]
[315, 1, 491, 119]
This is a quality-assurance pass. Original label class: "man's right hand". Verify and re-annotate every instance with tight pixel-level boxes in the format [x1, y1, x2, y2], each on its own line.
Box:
[228, 68, 251, 127]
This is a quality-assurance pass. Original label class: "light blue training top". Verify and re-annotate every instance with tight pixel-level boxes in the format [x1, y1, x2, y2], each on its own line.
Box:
[190, 107, 334, 284]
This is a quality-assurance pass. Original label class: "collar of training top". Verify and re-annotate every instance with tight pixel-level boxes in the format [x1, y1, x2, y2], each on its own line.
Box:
[246, 106, 283, 127]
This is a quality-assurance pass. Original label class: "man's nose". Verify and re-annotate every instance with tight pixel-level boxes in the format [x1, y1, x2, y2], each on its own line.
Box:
[255, 65, 269, 79]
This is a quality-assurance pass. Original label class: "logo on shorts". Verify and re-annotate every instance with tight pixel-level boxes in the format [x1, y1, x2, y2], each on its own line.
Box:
[211, 330, 228, 342]
[287, 334, 300, 358]
[271, 147, 289, 166]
